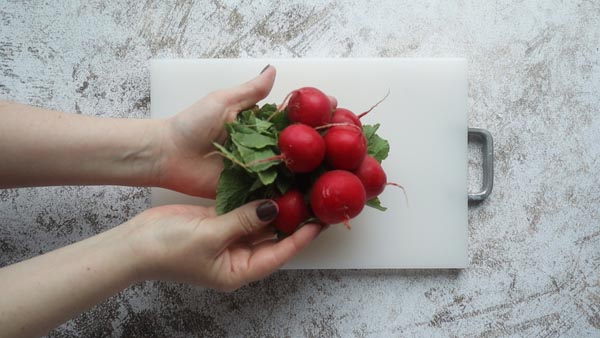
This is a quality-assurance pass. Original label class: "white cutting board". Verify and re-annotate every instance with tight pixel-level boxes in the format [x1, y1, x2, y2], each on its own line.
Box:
[151, 58, 467, 269]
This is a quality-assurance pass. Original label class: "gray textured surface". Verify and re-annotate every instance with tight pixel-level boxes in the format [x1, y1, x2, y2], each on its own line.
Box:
[1, 1, 599, 337]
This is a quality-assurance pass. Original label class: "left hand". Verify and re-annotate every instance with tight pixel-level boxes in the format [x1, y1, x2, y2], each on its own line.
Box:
[154, 66, 277, 198]
[124, 199, 322, 291]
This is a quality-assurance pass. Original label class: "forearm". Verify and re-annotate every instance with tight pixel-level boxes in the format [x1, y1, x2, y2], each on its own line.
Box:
[0, 222, 145, 338]
[0, 101, 163, 188]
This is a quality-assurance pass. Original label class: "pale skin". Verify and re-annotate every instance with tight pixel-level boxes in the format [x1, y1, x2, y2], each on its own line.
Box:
[0, 66, 333, 338]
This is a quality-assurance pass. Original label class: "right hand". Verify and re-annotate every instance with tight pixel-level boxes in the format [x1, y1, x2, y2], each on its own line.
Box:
[151, 66, 338, 199]
[123, 200, 322, 291]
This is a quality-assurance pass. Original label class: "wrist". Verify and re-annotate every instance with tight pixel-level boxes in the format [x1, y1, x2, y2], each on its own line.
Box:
[114, 212, 172, 282]
[102, 220, 155, 284]
[121, 117, 168, 188]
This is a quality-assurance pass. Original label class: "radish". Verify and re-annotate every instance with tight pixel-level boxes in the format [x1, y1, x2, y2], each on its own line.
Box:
[286, 87, 332, 127]
[310, 170, 366, 226]
[329, 91, 390, 129]
[278, 124, 325, 173]
[354, 155, 409, 205]
[353, 155, 387, 200]
[324, 126, 367, 171]
[273, 189, 310, 235]
[331, 108, 362, 128]
[247, 124, 325, 173]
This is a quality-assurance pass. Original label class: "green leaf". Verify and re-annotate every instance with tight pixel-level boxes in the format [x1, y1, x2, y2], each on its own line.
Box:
[270, 111, 291, 132]
[255, 119, 273, 133]
[362, 124, 380, 140]
[239, 108, 255, 123]
[275, 167, 294, 194]
[257, 167, 278, 185]
[229, 122, 255, 134]
[212, 142, 243, 167]
[275, 178, 291, 195]
[257, 103, 277, 119]
[216, 166, 254, 215]
[248, 178, 264, 192]
[363, 124, 389, 162]
[367, 134, 390, 162]
[236, 144, 280, 172]
[231, 130, 277, 149]
[366, 197, 387, 211]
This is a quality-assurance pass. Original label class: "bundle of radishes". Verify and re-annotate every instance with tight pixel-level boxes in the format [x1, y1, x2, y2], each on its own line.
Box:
[214, 87, 402, 235]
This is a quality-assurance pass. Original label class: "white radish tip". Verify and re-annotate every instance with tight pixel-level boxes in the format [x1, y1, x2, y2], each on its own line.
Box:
[343, 218, 352, 230]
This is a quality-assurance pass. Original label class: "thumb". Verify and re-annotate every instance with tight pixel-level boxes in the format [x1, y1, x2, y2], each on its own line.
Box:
[211, 65, 276, 112]
[210, 200, 279, 245]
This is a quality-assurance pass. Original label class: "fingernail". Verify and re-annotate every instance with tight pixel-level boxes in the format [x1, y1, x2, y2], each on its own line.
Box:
[260, 64, 271, 74]
[256, 200, 278, 222]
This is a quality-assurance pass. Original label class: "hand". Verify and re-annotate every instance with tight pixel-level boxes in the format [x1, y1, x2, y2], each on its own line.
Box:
[124, 200, 322, 291]
[153, 66, 338, 198]
[154, 66, 276, 198]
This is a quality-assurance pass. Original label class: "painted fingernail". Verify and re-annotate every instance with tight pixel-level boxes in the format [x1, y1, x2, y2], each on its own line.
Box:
[256, 200, 278, 222]
[260, 64, 271, 74]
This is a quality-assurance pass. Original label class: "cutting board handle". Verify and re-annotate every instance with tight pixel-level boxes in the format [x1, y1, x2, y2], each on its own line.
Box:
[468, 128, 494, 202]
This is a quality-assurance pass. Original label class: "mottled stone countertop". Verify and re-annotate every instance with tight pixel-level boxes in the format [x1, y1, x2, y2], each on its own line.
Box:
[1, 1, 599, 337]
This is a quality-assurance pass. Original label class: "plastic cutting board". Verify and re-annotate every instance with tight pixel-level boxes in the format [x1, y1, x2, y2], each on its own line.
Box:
[150, 58, 468, 269]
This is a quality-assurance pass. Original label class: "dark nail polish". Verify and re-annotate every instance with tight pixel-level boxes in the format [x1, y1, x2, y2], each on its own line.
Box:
[260, 64, 271, 74]
[256, 200, 278, 222]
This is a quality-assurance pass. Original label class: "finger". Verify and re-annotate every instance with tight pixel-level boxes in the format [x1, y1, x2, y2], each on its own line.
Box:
[207, 200, 279, 245]
[243, 223, 322, 282]
[328, 95, 337, 110]
[211, 65, 276, 112]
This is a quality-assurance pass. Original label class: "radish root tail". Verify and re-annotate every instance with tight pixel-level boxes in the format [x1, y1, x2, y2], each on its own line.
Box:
[386, 182, 409, 208]
[342, 218, 352, 230]
[358, 89, 391, 119]
[315, 122, 362, 131]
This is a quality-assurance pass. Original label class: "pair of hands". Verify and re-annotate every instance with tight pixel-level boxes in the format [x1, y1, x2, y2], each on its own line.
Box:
[0, 68, 336, 338]
[128, 66, 334, 291]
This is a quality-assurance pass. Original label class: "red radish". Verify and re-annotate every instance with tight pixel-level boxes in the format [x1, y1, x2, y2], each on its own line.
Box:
[310, 170, 366, 226]
[273, 189, 310, 235]
[286, 87, 332, 127]
[247, 124, 325, 173]
[331, 108, 362, 128]
[278, 124, 325, 173]
[353, 155, 387, 199]
[329, 91, 390, 128]
[324, 126, 367, 171]
[354, 155, 409, 205]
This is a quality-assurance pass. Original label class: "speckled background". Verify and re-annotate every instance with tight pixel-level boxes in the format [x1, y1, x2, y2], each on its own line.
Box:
[1, 1, 599, 337]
